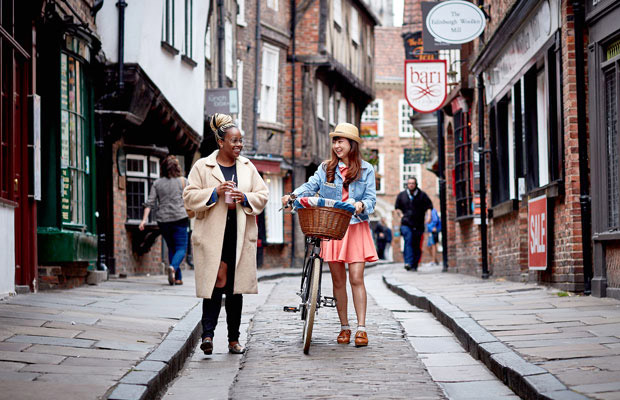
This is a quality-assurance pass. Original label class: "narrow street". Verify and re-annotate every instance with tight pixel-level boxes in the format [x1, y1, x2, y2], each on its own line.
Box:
[163, 264, 517, 399]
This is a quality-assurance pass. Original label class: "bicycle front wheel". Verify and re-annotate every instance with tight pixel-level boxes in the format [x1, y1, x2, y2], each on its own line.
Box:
[302, 257, 321, 354]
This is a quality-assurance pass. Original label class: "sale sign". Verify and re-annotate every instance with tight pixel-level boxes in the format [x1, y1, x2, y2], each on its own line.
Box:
[405, 60, 447, 113]
[528, 195, 548, 270]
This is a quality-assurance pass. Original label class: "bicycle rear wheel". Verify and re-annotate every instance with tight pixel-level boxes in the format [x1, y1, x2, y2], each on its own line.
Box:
[302, 257, 321, 354]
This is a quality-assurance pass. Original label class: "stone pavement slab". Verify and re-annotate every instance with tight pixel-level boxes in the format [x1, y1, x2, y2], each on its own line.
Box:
[384, 262, 620, 400]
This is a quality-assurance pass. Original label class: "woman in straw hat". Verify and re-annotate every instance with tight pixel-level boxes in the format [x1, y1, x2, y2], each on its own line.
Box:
[281, 122, 377, 347]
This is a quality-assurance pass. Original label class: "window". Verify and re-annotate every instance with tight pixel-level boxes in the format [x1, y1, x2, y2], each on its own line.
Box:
[490, 95, 512, 206]
[237, 0, 245, 25]
[604, 64, 619, 229]
[60, 51, 90, 226]
[183, 0, 193, 58]
[317, 80, 325, 120]
[260, 44, 279, 122]
[399, 154, 422, 190]
[351, 8, 359, 44]
[225, 19, 233, 79]
[454, 110, 473, 217]
[126, 155, 160, 222]
[267, 0, 278, 11]
[333, 0, 342, 27]
[439, 49, 461, 86]
[205, 24, 211, 61]
[236, 60, 243, 133]
[264, 175, 284, 243]
[328, 93, 335, 125]
[338, 95, 347, 123]
[162, 0, 175, 47]
[377, 153, 385, 194]
[361, 99, 383, 137]
[398, 99, 417, 137]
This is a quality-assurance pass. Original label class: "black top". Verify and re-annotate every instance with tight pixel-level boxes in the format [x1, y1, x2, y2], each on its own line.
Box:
[218, 164, 238, 185]
[394, 188, 432, 231]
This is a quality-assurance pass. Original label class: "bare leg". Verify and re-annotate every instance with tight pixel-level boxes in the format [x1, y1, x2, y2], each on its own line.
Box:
[348, 262, 367, 327]
[430, 244, 436, 264]
[215, 261, 227, 288]
[328, 262, 348, 326]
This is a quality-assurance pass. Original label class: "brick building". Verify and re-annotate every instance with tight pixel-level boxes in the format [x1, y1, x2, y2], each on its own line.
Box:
[439, 0, 594, 293]
[361, 26, 440, 263]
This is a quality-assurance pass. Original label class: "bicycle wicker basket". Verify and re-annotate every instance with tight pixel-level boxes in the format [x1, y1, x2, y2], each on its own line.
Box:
[297, 206, 352, 240]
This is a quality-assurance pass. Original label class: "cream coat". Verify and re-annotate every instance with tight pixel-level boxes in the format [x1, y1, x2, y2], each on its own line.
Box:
[183, 151, 269, 299]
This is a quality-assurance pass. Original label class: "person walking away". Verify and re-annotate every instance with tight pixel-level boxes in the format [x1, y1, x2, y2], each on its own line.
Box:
[282, 122, 377, 347]
[374, 218, 392, 260]
[394, 177, 432, 271]
[139, 155, 189, 285]
[426, 207, 441, 265]
[183, 114, 268, 355]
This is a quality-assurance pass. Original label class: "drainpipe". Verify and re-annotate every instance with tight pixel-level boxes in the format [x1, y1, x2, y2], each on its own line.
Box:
[478, 74, 489, 279]
[290, 0, 297, 267]
[437, 110, 448, 272]
[217, 0, 224, 87]
[572, 0, 593, 294]
[252, 0, 261, 152]
[116, 0, 126, 91]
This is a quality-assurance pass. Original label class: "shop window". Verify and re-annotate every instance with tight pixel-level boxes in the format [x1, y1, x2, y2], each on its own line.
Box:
[183, 0, 193, 58]
[260, 43, 279, 122]
[454, 110, 473, 216]
[60, 50, 90, 227]
[490, 96, 511, 206]
[604, 65, 619, 229]
[361, 99, 383, 137]
[126, 155, 160, 222]
[264, 175, 283, 243]
[399, 154, 422, 190]
[162, 0, 175, 47]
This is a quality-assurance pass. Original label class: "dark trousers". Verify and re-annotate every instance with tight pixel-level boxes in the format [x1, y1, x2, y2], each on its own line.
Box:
[201, 209, 242, 342]
[401, 225, 424, 268]
[377, 241, 387, 259]
[158, 218, 189, 281]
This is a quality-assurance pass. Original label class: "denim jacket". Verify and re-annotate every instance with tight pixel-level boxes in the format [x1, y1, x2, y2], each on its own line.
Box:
[292, 160, 376, 225]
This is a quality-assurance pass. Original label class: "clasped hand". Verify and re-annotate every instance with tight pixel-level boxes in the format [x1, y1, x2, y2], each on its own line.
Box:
[216, 181, 244, 203]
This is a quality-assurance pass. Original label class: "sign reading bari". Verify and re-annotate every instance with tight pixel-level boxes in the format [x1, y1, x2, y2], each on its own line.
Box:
[528, 195, 548, 270]
[404, 60, 447, 113]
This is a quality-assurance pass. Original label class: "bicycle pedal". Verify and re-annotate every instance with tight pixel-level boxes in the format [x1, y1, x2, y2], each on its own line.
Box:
[321, 296, 337, 307]
[283, 306, 299, 312]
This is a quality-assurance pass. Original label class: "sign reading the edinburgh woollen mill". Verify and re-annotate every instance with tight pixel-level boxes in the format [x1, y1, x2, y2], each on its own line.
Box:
[425, 0, 486, 45]
[405, 60, 447, 113]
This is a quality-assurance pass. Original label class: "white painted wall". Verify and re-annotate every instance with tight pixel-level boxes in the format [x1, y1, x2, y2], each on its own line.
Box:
[97, 0, 208, 137]
[0, 204, 15, 297]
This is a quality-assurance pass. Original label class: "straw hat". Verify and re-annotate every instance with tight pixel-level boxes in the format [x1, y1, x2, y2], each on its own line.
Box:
[329, 123, 362, 144]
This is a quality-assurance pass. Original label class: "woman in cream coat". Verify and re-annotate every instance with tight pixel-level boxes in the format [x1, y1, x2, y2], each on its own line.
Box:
[183, 114, 268, 355]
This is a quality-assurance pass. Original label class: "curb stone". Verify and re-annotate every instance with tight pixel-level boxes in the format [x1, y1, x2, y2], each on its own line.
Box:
[382, 274, 590, 400]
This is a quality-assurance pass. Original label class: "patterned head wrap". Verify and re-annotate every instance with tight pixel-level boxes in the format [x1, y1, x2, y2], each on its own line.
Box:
[210, 113, 236, 141]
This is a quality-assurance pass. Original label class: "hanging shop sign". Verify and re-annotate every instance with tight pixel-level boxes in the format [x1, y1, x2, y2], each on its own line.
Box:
[205, 88, 239, 115]
[402, 31, 438, 60]
[405, 60, 447, 113]
[528, 195, 548, 270]
[425, 1, 486, 46]
[484, 0, 560, 103]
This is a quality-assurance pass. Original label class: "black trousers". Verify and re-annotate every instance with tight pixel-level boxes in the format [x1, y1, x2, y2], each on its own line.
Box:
[201, 210, 242, 342]
[411, 230, 424, 268]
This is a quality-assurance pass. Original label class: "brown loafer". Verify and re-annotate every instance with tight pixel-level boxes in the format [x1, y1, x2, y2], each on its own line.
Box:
[354, 331, 368, 347]
[337, 329, 351, 344]
[175, 280, 183, 285]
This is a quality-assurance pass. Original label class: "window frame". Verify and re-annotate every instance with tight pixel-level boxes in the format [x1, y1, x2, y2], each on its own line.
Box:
[376, 153, 385, 194]
[162, 0, 175, 48]
[351, 7, 359, 45]
[399, 154, 422, 190]
[260, 43, 280, 123]
[454, 110, 474, 217]
[361, 99, 384, 137]
[183, 0, 193, 58]
[333, 0, 342, 28]
[398, 99, 417, 138]
[125, 154, 160, 223]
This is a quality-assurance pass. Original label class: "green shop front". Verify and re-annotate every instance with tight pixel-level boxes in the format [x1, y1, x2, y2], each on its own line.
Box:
[36, 19, 99, 288]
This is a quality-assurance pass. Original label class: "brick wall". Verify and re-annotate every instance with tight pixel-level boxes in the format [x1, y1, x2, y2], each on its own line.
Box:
[459, 0, 587, 291]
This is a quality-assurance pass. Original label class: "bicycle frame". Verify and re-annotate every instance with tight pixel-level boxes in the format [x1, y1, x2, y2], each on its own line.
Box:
[300, 236, 324, 314]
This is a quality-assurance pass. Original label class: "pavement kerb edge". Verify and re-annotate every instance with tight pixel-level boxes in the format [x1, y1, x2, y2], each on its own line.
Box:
[382, 274, 590, 400]
[106, 302, 203, 400]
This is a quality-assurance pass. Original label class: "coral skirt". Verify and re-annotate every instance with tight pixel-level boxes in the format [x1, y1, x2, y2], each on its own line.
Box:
[320, 221, 379, 263]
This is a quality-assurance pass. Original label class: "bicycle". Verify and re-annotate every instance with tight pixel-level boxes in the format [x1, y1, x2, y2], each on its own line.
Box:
[282, 195, 355, 354]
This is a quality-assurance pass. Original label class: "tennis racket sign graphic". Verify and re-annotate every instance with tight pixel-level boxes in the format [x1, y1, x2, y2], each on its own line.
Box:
[404, 60, 447, 113]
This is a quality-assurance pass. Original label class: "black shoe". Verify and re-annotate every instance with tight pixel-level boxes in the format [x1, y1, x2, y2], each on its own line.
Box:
[412, 265, 418, 272]
[200, 337, 213, 355]
[404, 264, 412, 271]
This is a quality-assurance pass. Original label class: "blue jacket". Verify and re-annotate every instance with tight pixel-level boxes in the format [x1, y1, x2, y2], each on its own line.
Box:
[292, 160, 376, 225]
[426, 208, 441, 232]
